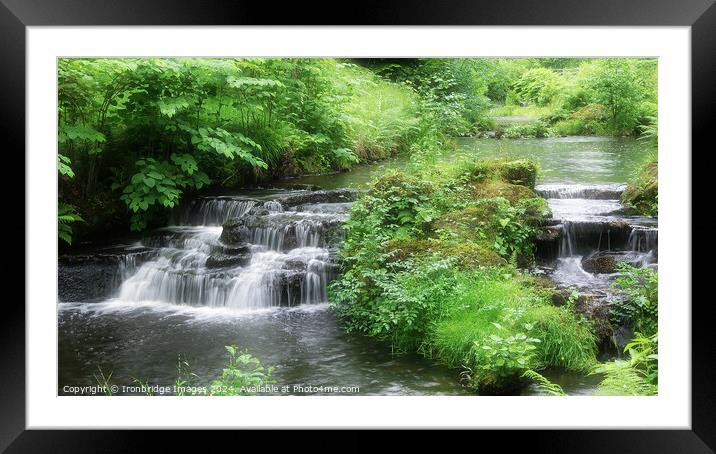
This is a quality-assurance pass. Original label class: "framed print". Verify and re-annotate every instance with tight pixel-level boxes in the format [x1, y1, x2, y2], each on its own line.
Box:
[2, 0, 714, 450]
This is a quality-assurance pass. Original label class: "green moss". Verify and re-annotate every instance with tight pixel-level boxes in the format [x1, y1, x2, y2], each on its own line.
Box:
[384, 238, 507, 268]
[460, 159, 539, 189]
[621, 161, 657, 216]
[471, 179, 536, 204]
[434, 202, 503, 244]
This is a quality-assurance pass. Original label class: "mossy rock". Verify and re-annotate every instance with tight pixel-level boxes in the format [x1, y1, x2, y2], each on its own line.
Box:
[621, 161, 657, 216]
[462, 159, 538, 189]
[471, 179, 536, 205]
[433, 202, 503, 244]
[383, 238, 506, 268]
[368, 170, 434, 198]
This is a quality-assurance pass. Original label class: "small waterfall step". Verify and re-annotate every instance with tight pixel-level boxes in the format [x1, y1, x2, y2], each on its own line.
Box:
[58, 245, 155, 303]
[536, 219, 658, 261]
[535, 183, 626, 200]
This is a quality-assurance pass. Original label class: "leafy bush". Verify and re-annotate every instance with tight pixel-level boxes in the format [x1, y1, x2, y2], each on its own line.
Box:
[501, 121, 552, 139]
[610, 264, 658, 335]
[511, 68, 565, 106]
[209, 345, 276, 395]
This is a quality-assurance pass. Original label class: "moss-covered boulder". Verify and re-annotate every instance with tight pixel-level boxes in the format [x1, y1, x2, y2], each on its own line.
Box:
[383, 238, 506, 268]
[621, 161, 657, 216]
[461, 159, 538, 189]
[434, 202, 503, 244]
[472, 179, 537, 204]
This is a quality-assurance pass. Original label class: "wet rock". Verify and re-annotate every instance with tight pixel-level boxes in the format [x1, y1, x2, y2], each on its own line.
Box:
[277, 189, 359, 207]
[205, 253, 251, 269]
[581, 252, 617, 274]
[282, 257, 308, 272]
[574, 293, 614, 342]
[559, 220, 633, 255]
[221, 212, 346, 250]
[613, 325, 634, 352]
[581, 251, 647, 274]
[287, 183, 322, 191]
[535, 225, 562, 263]
[58, 248, 153, 302]
[210, 243, 251, 256]
[273, 270, 305, 305]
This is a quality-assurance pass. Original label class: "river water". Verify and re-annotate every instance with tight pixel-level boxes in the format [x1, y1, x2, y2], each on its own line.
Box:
[58, 136, 653, 396]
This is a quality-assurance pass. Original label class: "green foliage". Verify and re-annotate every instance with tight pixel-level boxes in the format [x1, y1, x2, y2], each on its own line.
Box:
[583, 59, 646, 135]
[621, 161, 658, 217]
[58, 154, 75, 178]
[484, 58, 656, 138]
[472, 324, 542, 384]
[367, 58, 493, 135]
[458, 159, 538, 189]
[330, 158, 596, 392]
[523, 305, 597, 371]
[119, 156, 210, 231]
[512, 68, 565, 106]
[521, 369, 567, 396]
[610, 264, 658, 336]
[58, 57, 440, 237]
[593, 333, 658, 396]
[209, 345, 276, 396]
[93, 366, 114, 396]
[58, 202, 84, 245]
[501, 120, 552, 139]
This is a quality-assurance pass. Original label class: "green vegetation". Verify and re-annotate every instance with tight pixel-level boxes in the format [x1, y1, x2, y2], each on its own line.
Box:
[593, 333, 658, 396]
[622, 157, 658, 217]
[610, 263, 659, 337]
[329, 157, 597, 393]
[485, 58, 657, 139]
[58, 57, 657, 245]
[174, 346, 275, 396]
[98, 346, 275, 396]
[57, 58, 439, 243]
[521, 369, 567, 396]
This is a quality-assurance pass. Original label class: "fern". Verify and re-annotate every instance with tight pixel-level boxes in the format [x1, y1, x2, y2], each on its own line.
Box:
[592, 332, 658, 396]
[58, 202, 84, 245]
[592, 360, 656, 396]
[522, 369, 567, 396]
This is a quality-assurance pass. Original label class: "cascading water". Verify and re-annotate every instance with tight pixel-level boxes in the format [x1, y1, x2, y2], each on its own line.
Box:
[107, 191, 350, 311]
[535, 183, 658, 347]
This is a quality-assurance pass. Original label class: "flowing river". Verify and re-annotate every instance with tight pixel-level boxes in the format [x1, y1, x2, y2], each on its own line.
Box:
[58, 136, 654, 396]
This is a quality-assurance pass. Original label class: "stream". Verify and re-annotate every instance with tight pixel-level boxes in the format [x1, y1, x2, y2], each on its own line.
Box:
[58, 136, 655, 396]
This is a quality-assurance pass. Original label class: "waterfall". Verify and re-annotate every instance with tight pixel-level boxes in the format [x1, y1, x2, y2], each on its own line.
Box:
[109, 191, 349, 311]
[535, 183, 626, 200]
[627, 227, 658, 253]
[538, 183, 658, 301]
[177, 197, 257, 226]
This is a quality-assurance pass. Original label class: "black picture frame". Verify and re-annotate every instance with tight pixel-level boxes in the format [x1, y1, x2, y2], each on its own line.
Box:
[2, 0, 712, 450]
